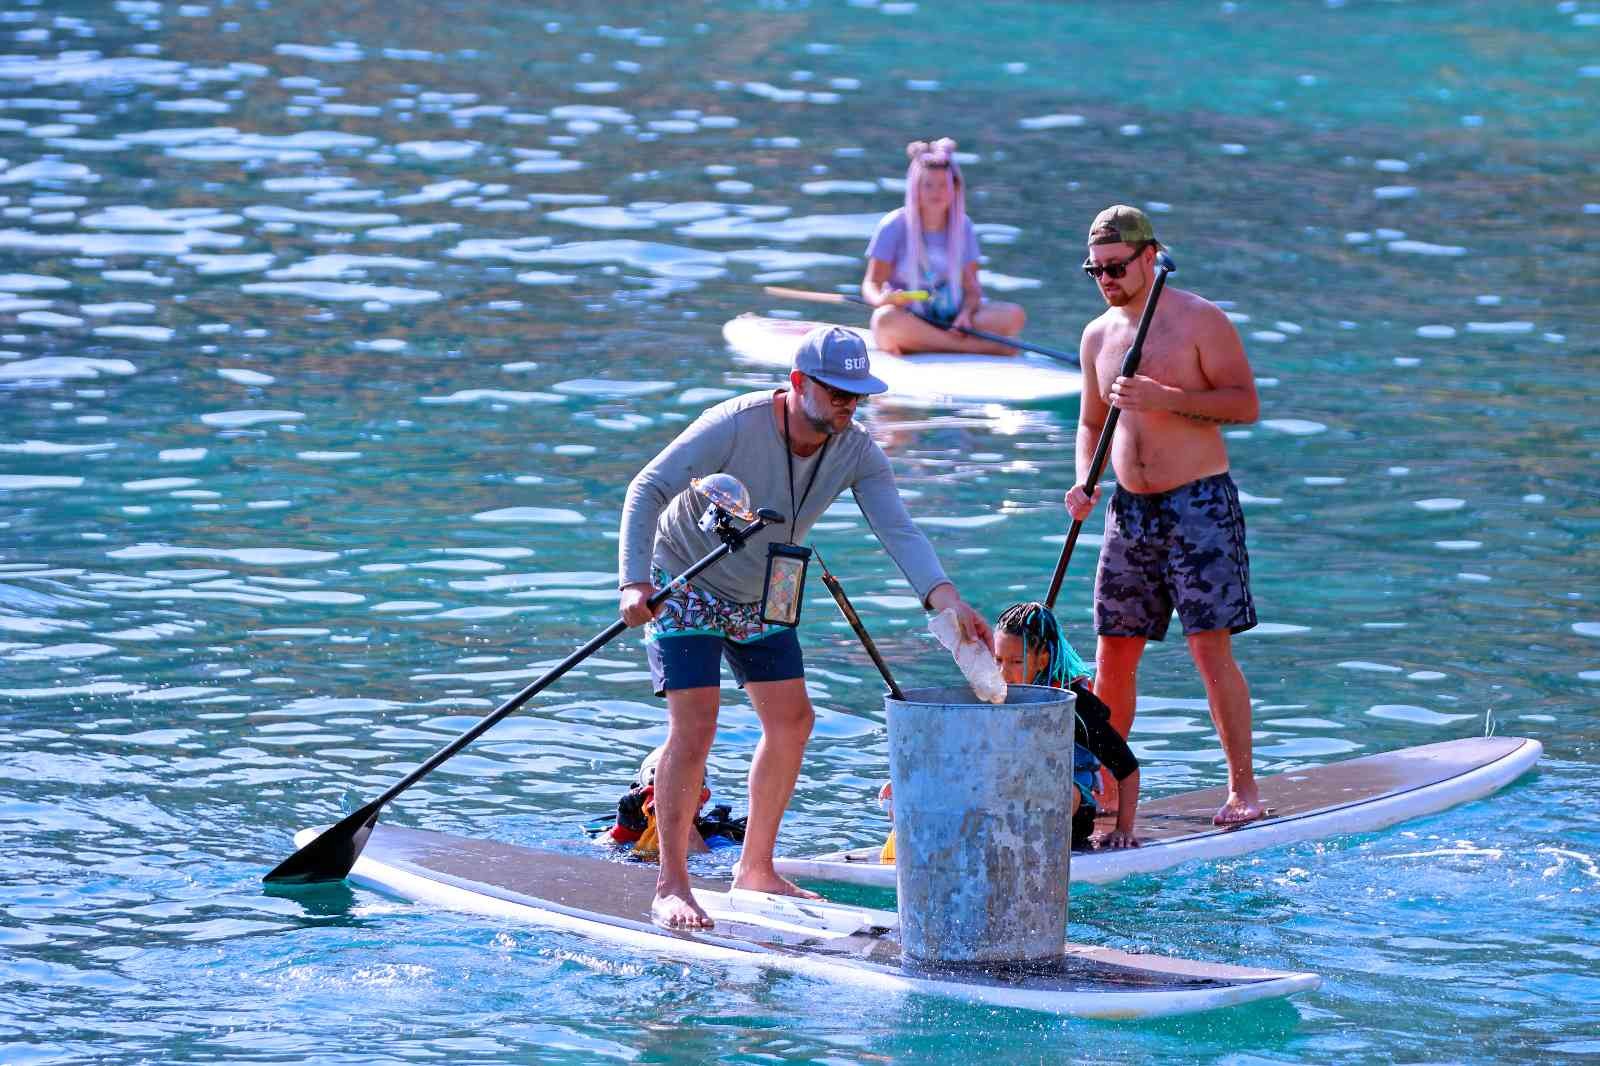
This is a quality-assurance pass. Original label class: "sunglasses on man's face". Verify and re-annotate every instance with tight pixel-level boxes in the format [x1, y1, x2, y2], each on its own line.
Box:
[809, 376, 868, 407]
[1082, 247, 1145, 281]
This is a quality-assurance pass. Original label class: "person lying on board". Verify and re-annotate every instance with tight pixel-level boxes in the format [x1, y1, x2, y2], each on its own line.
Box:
[876, 600, 1141, 857]
[587, 745, 746, 857]
[859, 137, 1026, 357]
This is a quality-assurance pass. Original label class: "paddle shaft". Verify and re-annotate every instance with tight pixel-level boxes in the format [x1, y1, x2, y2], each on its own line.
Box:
[813, 550, 905, 701]
[1044, 257, 1174, 610]
[761, 285, 1079, 367]
[264, 510, 779, 884]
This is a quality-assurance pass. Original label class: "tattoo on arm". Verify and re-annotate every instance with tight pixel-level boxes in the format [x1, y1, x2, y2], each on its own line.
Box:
[1180, 412, 1246, 425]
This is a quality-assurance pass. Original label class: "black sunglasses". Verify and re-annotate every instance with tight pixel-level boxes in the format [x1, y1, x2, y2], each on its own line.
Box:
[1082, 247, 1146, 280]
[808, 375, 868, 406]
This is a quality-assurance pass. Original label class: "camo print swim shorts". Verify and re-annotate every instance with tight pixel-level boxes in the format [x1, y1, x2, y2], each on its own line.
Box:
[1094, 472, 1257, 641]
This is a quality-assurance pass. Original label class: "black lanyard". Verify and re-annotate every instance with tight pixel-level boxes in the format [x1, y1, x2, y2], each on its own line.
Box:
[782, 397, 830, 544]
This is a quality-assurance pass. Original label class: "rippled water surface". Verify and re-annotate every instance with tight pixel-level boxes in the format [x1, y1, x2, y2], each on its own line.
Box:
[3, 2, 1597, 1063]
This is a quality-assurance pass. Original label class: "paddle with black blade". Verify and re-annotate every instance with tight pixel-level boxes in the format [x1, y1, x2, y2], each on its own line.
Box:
[761, 285, 1080, 367]
[1044, 251, 1176, 611]
[264, 478, 783, 885]
[813, 548, 905, 701]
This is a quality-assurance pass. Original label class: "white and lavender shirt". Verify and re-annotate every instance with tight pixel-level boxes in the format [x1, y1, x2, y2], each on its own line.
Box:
[864, 207, 980, 319]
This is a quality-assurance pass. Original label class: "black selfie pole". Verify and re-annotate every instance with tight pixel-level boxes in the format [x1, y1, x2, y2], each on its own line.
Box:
[813, 549, 906, 701]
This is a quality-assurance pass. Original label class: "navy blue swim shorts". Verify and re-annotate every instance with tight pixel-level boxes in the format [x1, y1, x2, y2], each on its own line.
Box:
[643, 568, 805, 696]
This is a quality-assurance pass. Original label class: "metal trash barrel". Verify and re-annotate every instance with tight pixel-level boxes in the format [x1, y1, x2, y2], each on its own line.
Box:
[886, 683, 1075, 963]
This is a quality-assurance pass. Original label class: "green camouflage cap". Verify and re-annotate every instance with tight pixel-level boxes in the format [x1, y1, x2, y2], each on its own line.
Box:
[1088, 204, 1158, 247]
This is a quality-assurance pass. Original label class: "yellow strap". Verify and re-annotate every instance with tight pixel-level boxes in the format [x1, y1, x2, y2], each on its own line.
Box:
[633, 808, 660, 861]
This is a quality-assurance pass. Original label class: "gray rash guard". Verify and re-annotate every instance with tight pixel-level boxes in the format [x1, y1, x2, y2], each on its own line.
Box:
[619, 390, 949, 605]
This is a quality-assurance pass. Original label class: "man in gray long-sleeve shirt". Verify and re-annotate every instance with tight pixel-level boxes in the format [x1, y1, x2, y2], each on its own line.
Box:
[619, 325, 990, 929]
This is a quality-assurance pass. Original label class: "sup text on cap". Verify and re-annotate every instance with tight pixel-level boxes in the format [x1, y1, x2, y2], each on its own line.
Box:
[792, 325, 889, 396]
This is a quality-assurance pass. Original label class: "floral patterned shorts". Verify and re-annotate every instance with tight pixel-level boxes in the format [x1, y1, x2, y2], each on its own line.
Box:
[644, 566, 771, 644]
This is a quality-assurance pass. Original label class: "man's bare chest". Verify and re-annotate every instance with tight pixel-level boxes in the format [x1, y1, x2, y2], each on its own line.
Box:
[1092, 325, 1201, 394]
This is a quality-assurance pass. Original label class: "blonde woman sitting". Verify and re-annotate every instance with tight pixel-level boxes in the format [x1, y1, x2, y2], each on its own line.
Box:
[860, 138, 1026, 356]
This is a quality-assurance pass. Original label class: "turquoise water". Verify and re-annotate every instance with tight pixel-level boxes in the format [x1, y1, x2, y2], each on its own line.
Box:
[3, 1, 1597, 1061]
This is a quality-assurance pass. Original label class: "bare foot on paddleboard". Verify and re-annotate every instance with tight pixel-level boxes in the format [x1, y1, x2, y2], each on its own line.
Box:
[1213, 792, 1266, 827]
[652, 890, 713, 930]
[732, 864, 822, 900]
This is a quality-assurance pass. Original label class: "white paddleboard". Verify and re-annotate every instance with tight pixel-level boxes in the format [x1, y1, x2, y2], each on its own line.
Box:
[312, 824, 1318, 1020]
[776, 736, 1542, 890]
[723, 314, 1082, 407]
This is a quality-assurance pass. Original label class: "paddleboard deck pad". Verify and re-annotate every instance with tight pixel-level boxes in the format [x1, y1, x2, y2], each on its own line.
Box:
[777, 736, 1542, 890]
[308, 824, 1317, 1019]
[723, 315, 1081, 407]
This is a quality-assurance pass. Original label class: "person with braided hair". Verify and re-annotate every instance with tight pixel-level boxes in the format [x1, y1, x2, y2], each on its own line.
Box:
[860, 137, 1027, 356]
[993, 601, 1141, 850]
[879, 601, 1141, 853]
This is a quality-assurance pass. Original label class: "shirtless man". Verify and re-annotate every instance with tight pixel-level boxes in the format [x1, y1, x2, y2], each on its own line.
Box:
[1063, 206, 1264, 826]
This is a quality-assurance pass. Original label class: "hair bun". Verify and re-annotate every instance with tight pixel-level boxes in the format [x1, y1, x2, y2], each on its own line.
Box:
[931, 137, 957, 154]
[905, 139, 930, 160]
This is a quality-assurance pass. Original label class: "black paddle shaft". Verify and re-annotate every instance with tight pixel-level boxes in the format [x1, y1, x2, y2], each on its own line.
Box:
[813, 550, 905, 701]
[264, 508, 784, 885]
[915, 313, 1080, 367]
[1044, 254, 1175, 611]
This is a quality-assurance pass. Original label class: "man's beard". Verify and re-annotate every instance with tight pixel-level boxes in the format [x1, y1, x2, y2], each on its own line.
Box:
[800, 390, 838, 435]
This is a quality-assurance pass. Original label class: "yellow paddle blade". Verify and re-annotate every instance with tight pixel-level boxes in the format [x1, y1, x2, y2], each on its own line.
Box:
[760, 284, 929, 304]
[879, 829, 895, 863]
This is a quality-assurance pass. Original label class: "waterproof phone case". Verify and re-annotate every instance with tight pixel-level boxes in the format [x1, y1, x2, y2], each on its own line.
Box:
[759, 543, 811, 627]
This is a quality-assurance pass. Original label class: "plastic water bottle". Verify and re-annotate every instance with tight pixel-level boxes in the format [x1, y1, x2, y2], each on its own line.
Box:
[957, 639, 1008, 704]
[927, 608, 1008, 704]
